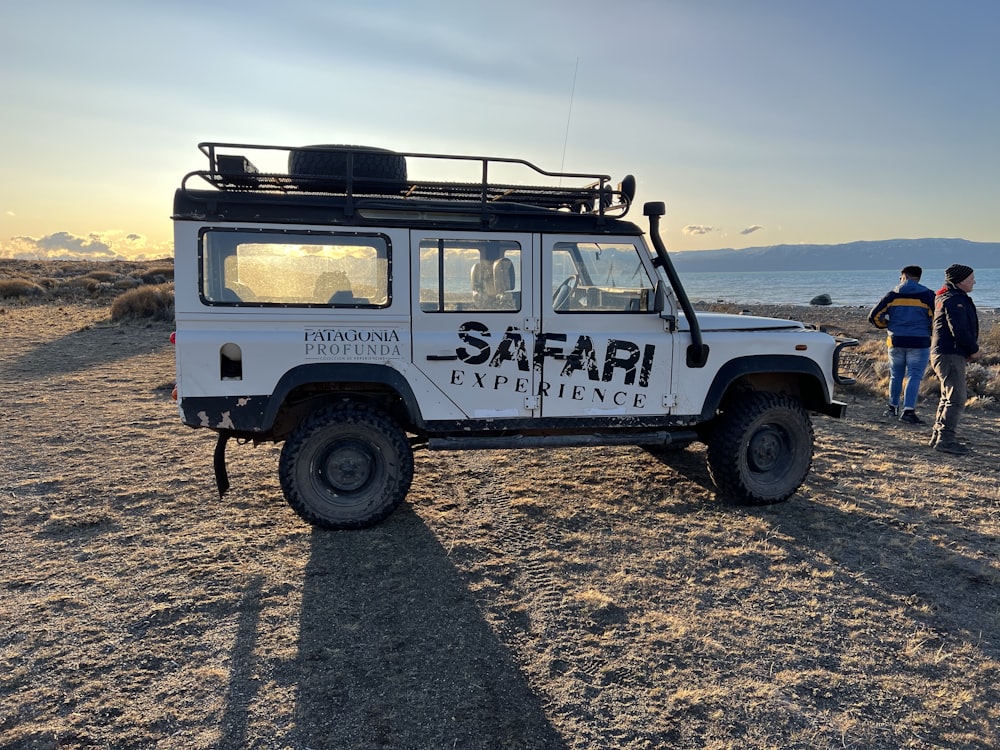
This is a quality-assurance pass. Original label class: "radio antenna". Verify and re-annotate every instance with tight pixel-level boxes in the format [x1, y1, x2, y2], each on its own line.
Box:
[560, 57, 579, 175]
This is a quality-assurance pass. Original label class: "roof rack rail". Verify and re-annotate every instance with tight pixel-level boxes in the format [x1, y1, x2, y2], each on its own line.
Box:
[180, 141, 636, 218]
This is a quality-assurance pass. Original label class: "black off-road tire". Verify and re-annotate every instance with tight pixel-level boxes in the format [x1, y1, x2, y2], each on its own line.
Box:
[287, 145, 407, 194]
[279, 403, 414, 529]
[706, 391, 814, 505]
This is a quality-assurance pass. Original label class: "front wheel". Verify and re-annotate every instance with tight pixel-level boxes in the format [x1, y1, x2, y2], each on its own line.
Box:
[706, 392, 813, 505]
[279, 403, 414, 529]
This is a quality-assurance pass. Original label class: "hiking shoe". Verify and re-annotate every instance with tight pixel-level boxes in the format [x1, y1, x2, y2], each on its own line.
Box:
[882, 405, 899, 417]
[934, 441, 969, 455]
[899, 410, 924, 425]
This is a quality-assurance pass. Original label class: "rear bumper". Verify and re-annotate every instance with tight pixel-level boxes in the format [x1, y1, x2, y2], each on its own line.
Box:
[180, 395, 269, 434]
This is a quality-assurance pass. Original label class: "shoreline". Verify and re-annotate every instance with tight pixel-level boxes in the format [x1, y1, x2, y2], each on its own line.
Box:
[694, 300, 999, 337]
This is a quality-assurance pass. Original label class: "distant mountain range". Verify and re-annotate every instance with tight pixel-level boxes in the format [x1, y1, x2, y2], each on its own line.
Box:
[669, 238, 1000, 273]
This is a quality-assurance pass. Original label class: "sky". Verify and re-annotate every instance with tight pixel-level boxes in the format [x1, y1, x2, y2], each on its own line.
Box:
[1, 0, 999, 261]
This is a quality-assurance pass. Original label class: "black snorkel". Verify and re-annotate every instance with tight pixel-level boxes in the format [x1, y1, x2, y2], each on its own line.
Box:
[644, 201, 708, 367]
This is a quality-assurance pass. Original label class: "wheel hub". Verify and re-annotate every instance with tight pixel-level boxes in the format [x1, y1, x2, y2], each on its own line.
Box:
[747, 427, 785, 472]
[321, 441, 374, 492]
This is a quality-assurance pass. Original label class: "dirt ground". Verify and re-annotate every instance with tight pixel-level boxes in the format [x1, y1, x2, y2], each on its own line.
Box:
[2, 294, 999, 749]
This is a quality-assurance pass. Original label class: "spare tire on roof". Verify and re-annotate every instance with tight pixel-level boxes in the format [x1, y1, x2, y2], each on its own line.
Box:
[288, 145, 407, 194]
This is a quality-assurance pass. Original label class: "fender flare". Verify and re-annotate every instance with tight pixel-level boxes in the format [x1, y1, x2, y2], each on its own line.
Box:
[263, 362, 425, 431]
[699, 355, 832, 421]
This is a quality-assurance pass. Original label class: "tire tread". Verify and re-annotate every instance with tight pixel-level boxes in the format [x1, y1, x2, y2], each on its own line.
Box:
[278, 403, 413, 529]
[706, 391, 813, 505]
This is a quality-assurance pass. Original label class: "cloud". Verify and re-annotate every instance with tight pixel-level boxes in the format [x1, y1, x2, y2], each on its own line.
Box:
[4, 211, 14, 217]
[0, 230, 171, 260]
[741, 225, 764, 235]
[683, 225, 716, 236]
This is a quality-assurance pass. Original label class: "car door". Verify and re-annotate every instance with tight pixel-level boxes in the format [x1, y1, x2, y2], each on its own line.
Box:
[539, 236, 674, 418]
[411, 232, 537, 419]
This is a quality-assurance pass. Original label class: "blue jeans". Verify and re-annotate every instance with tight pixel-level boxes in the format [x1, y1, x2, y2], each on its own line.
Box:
[888, 346, 930, 410]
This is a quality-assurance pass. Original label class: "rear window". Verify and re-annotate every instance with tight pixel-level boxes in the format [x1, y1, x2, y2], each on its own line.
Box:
[199, 229, 390, 307]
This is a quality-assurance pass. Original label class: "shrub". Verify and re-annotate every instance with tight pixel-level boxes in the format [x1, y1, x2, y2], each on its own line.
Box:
[140, 265, 174, 283]
[966, 363, 992, 394]
[980, 319, 1000, 366]
[110, 283, 175, 322]
[114, 277, 142, 290]
[969, 363, 1000, 401]
[84, 270, 119, 283]
[985, 369, 1000, 397]
[966, 395, 997, 411]
[837, 338, 883, 398]
[60, 276, 100, 292]
[0, 278, 45, 299]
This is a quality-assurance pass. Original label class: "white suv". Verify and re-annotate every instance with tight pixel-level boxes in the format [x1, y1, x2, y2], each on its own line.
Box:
[172, 142, 857, 529]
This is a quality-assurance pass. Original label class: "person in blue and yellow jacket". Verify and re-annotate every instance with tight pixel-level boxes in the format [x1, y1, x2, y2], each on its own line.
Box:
[868, 265, 935, 424]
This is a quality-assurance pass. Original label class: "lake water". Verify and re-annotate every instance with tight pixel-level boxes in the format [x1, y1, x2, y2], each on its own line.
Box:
[676, 267, 1000, 309]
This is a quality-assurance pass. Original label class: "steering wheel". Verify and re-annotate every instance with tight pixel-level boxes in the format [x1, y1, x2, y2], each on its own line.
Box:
[552, 275, 579, 310]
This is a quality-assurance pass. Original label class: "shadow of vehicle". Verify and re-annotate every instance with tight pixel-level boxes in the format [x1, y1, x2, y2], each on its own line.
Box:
[218, 506, 567, 749]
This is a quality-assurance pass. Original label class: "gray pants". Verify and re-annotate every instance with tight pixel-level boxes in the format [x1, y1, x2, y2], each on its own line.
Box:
[931, 353, 967, 441]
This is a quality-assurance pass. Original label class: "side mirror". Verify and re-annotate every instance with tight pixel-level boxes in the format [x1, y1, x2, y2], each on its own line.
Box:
[651, 279, 669, 312]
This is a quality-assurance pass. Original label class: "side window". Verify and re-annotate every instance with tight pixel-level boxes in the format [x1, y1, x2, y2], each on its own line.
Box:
[200, 230, 390, 307]
[552, 241, 654, 313]
[419, 239, 521, 312]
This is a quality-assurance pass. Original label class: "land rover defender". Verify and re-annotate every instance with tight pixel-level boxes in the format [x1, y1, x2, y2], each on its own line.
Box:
[171, 142, 857, 529]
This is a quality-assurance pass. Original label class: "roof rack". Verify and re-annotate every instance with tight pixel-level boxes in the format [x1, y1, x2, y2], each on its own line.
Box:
[180, 142, 636, 218]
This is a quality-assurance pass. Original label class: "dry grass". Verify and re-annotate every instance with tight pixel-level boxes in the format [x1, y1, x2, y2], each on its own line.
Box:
[0, 278, 45, 298]
[2, 267, 999, 749]
[82, 270, 120, 283]
[701, 300, 1000, 407]
[140, 264, 175, 283]
[0, 258, 173, 303]
[109, 283, 175, 322]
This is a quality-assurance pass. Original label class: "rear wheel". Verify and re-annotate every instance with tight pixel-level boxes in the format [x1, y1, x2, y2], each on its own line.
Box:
[279, 403, 413, 529]
[706, 391, 813, 505]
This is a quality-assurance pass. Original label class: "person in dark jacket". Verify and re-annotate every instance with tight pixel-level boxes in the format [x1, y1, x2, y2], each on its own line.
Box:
[929, 264, 981, 454]
[868, 265, 935, 424]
